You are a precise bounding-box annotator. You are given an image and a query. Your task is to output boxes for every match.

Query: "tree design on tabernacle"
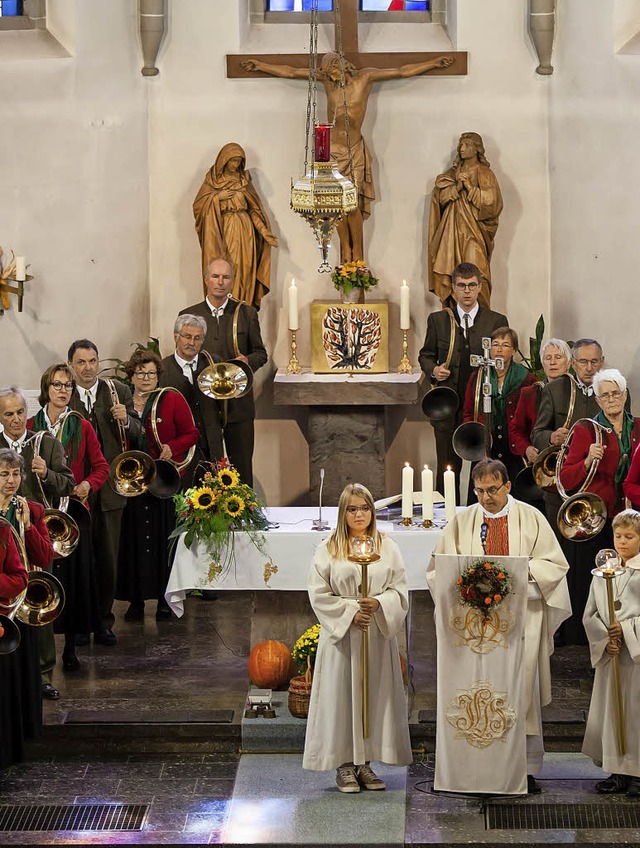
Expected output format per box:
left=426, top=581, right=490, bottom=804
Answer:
left=322, top=306, right=382, bottom=370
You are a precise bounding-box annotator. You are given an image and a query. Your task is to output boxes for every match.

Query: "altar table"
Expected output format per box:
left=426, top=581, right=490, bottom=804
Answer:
left=165, top=506, right=442, bottom=617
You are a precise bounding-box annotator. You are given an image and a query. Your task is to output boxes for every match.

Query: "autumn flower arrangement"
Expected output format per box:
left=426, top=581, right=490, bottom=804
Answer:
left=292, top=623, right=321, bottom=681
left=171, top=459, right=269, bottom=575
left=457, top=560, right=511, bottom=618
left=331, top=260, right=379, bottom=298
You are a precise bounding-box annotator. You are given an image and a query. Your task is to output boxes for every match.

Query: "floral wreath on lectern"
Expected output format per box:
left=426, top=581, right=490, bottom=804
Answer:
left=457, top=561, right=511, bottom=618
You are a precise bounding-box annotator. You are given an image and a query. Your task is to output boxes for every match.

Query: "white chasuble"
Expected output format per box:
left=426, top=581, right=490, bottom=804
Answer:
left=432, top=554, right=529, bottom=794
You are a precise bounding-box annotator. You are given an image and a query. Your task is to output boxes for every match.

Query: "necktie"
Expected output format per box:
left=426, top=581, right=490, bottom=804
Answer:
left=184, top=361, right=196, bottom=384
left=11, top=441, right=21, bottom=453
left=463, top=313, right=470, bottom=339
left=85, top=389, right=93, bottom=414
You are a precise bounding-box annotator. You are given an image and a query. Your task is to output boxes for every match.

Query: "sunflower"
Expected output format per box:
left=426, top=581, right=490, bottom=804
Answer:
left=217, top=467, right=240, bottom=489
left=222, top=495, right=245, bottom=518
left=191, top=487, right=217, bottom=509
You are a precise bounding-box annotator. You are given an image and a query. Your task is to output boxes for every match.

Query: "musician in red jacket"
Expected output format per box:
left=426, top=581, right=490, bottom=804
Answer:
left=29, top=363, right=110, bottom=672
left=116, top=350, right=199, bottom=622
left=462, top=327, right=537, bottom=486
left=559, top=369, right=640, bottom=640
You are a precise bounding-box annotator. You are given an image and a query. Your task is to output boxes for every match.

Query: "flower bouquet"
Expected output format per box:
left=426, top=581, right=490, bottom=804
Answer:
left=289, top=623, right=321, bottom=719
left=171, top=459, right=269, bottom=578
left=331, top=260, right=379, bottom=300
left=457, top=560, right=511, bottom=618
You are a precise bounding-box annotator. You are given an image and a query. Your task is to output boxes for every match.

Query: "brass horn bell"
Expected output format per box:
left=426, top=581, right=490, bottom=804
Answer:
left=197, top=361, right=253, bottom=401
left=452, top=421, right=491, bottom=462
left=0, top=588, right=27, bottom=655
left=43, top=508, right=80, bottom=559
left=16, top=571, right=65, bottom=627
left=512, top=464, right=543, bottom=503
left=556, top=491, right=608, bottom=542
left=109, top=450, right=157, bottom=498
left=421, top=386, right=459, bottom=422
left=532, top=444, right=560, bottom=492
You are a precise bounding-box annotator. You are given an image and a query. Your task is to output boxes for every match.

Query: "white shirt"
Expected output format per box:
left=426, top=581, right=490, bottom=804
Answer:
left=81, top=380, right=99, bottom=412
left=8, top=431, right=28, bottom=452
left=174, top=352, right=198, bottom=384
left=44, top=407, right=68, bottom=438
left=457, top=302, right=480, bottom=330
left=206, top=295, right=230, bottom=319
left=575, top=377, right=594, bottom=397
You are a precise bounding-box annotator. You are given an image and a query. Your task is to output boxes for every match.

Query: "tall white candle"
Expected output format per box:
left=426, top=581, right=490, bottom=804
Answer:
left=401, top=462, right=413, bottom=519
left=288, top=278, right=298, bottom=331
left=421, top=464, right=434, bottom=521
left=444, top=466, right=456, bottom=521
left=15, top=256, right=26, bottom=282
left=400, top=279, right=410, bottom=330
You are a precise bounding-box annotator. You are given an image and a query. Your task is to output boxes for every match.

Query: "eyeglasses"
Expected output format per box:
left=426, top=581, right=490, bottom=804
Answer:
left=454, top=282, right=479, bottom=291
left=51, top=381, right=73, bottom=391
left=178, top=333, right=204, bottom=344
left=473, top=483, right=506, bottom=498
left=574, top=358, right=602, bottom=367
left=133, top=371, right=158, bottom=380
left=490, top=342, right=513, bottom=349
left=346, top=506, right=372, bottom=515
left=597, top=390, right=623, bottom=402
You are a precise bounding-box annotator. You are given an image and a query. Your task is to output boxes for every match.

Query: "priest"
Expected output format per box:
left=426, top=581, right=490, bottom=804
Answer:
left=427, top=458, right=571, bottom=793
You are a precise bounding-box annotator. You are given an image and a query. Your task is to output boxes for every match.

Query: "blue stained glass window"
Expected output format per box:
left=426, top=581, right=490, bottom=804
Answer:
left=267, top=1, right=333, bottom=10
left=266, top=2, right=428, bottom=10
left=0, top=0, right=24, bottom=15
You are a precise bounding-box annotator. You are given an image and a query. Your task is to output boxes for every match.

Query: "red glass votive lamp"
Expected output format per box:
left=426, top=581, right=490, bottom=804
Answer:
left=314, top=124, right=332, bottom=162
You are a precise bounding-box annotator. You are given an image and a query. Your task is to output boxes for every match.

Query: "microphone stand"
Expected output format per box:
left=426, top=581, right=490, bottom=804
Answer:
left=312, top=468, right=330, bottom=531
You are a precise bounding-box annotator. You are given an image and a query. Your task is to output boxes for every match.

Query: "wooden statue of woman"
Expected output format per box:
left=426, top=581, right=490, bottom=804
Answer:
left=193, top=143, right=278, bottom=308
left=428, top=132, right=503, bottom=309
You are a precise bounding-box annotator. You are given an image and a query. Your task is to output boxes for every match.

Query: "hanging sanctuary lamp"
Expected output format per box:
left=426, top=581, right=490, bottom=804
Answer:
left=290, top=0, right=357, bottom=272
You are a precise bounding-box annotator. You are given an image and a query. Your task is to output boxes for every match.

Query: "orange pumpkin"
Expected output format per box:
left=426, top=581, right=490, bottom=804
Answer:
left=248, top=640, right=292, bottom=689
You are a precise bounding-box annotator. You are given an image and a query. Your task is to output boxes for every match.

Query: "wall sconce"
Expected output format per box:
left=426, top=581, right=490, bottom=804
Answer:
left=0, top=248, right=32, bottom=316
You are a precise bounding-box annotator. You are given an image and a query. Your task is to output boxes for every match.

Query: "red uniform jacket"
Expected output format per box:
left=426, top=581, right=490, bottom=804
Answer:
left=463, top=369, right=538, bottom=447
left=560, top=419, right=640, bottom=517
left=0, top=523, right=28, bottom=609
left=143, top=391, right=199, bottom=473
left=23, top=501, right=55, bottom=570
left=27, top=416, right=110, bottom=499
left=509, top=382, right=544, bottom=457
left=623, top=442, right=640, bottom=510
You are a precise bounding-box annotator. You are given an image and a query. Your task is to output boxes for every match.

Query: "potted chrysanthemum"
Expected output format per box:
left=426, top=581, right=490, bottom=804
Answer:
left=288, top=623, right=321, bottom=719
left=331, top=260, right=379, bottom=303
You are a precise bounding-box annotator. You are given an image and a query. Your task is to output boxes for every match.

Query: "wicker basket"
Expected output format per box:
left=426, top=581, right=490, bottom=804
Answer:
left=288, top=674, right=312, bottom=719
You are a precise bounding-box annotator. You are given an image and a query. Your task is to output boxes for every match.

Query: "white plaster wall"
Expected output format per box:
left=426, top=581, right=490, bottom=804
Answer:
left=549, top=0, right=640, bottom=406
left=0, top=0, right=149, bottom=384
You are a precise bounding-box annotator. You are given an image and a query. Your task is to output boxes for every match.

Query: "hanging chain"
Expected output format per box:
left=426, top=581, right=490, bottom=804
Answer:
left=334, top=0, right=355, bottom=186
left=304, top=0, right=320, bottom=174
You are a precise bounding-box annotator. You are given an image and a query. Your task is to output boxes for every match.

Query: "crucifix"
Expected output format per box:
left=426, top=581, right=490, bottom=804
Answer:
left=227, top=0, right=467, bottom=265
left=470, top=337, right=504, bottom=455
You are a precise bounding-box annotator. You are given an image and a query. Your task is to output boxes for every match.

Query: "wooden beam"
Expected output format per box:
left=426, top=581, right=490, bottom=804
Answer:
left=227, top=51, right=467, bottom=78
left=336, top=0, right=359, bottom=55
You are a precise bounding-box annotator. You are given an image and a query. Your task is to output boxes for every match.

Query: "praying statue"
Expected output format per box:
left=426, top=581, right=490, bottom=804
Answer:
left=241, top=53, right=454, bottom=265
left=428, top=132, right=503, bottom=309
left=193, top=142, right=278, bottom=309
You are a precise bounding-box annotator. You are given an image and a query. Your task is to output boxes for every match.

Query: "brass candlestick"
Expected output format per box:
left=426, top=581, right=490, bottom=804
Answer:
left=286, top=329, right=302, bottom=374
left=348, top=546, right=381, bottom=740
left=420, top=518, right=434, bottom=529
left=398, top=516, right=414, bottom=527
left=0, top=274, right=33, bottom=315
left=397, top=329, right=412, bottom=374
left=592, top=551, right=627, bottom=756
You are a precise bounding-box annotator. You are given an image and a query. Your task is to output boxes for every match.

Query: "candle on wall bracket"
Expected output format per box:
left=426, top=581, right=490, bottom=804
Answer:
left=0, top=250, right=32, bottom=316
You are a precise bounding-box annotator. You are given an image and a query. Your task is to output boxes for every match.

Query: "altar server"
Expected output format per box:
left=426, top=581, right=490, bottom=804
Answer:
left=428, top=458, right=571, bottom=793
left=582, top=509, right=640, bottom=798
left=303, top=483, right=412, bottom=793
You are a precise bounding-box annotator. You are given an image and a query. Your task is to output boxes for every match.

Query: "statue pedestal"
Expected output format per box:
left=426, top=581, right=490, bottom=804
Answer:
left=273, top=369, right=424, bottom=504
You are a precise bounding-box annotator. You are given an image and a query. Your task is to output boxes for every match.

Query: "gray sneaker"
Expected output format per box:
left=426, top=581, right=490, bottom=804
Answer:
left=336, top=765, right=360, bottom=793
left=356, top=763, right=385, bottom=790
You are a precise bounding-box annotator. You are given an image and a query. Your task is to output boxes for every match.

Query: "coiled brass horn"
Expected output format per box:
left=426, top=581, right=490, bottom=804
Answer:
left=531, top=374, right=578, bottom=493
left=109, top=450, right=157, bottom=498
left=0, top=588, right=27, bottom=654
left=197, top=358, right=253, bottom=401
left=28, top=431, right=80, bottom=558
left=146, top=388, right=197, bottom=499
left=555, top=417, right=610, bottom=541
left=0, top=514, right=65, bottom=626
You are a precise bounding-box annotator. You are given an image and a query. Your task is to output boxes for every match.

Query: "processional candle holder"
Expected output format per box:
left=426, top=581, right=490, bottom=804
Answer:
left=397, top=329, right=412, bottom=374
left=592, top=548, right=627, bottom=755
left=286, top=329, right=302, bottom=374
left=348, top=535, right=381, bottom=739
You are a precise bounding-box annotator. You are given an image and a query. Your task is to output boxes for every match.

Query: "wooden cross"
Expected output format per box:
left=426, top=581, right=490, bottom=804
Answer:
left=226, top=0, right=467, bottom=77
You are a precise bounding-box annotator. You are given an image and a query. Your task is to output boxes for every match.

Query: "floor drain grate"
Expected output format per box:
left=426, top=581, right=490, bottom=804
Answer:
left=486, top=802, right=640, bottom=830
left=0, top=804, right=148, bottom=832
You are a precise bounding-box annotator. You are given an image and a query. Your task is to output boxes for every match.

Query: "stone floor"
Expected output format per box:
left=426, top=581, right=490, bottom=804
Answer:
left=0, top=592, right=637, bottom=846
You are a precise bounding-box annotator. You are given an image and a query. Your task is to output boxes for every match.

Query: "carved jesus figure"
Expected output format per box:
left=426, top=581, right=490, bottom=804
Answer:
left=241, top=52, right=453, bottom=265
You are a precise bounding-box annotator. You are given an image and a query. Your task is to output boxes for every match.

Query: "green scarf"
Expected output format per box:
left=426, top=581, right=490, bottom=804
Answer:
left=594, top=409, right=634, bottom=484
left=0, top=499, right=18, bottom=530
left=489, top=361, right=530, bottom=430
left=32, top=408, right=82, bottom=463
left=131, top=389, right=161, bottom=452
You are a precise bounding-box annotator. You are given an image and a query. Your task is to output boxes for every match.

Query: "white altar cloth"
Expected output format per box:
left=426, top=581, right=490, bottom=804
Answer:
left=165, top=506, right=442, bottom=616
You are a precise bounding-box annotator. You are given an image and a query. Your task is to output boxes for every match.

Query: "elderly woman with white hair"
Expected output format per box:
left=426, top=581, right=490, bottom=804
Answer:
left=559, top=369, right=640, bottom=634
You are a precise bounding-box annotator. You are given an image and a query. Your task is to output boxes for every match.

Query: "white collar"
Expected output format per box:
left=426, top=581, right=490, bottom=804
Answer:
left=482, top=493, right=513, bottom=520
left=174, top=351, right=197, bottom=370
left=45, top=406, right=68, bottom=433
left=457, top=303, right=479, bottom=324
left=11, top=431, right=27, bottom=447
left=80, top=380, right=99, bottom=399
left=206, top=295, right=230, bottom=316
left=623, top=553, right=640, bottom=571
